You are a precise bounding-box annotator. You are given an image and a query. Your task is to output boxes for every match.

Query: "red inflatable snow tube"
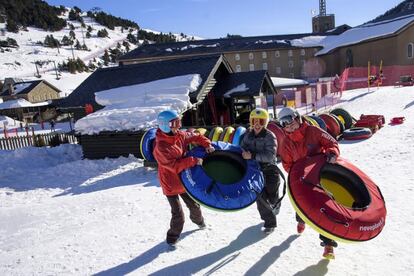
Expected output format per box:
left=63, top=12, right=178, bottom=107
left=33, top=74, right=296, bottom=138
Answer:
left=267, top=121, right=286, bottom=155
left=288, top=155, right=387, bottom=242
left=318, top=114, right=341, bottom=139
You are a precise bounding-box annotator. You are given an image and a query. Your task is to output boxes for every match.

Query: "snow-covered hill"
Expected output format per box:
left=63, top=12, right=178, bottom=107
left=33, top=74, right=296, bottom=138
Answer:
left=0, top=9, right=138, bottom=96
left=0, top=9, right=200, bottom=97
left=0, top=85, right=413, bottom=275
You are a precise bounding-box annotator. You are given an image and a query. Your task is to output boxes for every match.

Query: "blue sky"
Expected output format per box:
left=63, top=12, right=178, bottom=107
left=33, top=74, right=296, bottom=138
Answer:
left=46, top=0, right=404, bottom=38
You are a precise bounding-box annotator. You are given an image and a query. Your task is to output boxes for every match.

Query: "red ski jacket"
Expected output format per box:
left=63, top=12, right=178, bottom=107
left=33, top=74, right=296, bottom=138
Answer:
left=153, top=129, right=212, bottom=196
left=279, top=122, right=340, bottom=172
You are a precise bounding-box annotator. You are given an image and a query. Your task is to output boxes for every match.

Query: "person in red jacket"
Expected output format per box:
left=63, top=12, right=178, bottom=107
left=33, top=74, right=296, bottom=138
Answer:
left=153, top=110, right=215, bottom=248
left=277, top=107, right=340, bottom=260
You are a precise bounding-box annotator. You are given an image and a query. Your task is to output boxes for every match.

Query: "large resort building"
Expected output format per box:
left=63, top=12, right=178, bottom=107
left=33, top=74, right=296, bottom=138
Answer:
left=118, top=0, right=414, bottom=81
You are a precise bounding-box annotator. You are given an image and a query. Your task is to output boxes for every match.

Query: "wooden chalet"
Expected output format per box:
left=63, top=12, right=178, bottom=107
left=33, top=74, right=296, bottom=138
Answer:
left=56, top=54, right=277, bottom=159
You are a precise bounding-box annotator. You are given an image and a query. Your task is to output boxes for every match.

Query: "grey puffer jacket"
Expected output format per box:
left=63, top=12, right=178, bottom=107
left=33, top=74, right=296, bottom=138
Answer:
left=240, top=128, right=277, bottom=166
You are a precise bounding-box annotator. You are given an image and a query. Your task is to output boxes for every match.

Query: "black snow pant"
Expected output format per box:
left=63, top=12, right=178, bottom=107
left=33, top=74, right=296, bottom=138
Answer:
left=166, top=193, right=204, bottom=244
left=295, top=214, right=338, bottom=247
left=257, top=163, right=281, bottom=228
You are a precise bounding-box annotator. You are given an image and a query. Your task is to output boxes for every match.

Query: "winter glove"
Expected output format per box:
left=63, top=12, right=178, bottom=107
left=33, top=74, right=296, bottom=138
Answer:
left=205, top=145, right=215, bottom=153
left=326, top=153, right=337, bottom=164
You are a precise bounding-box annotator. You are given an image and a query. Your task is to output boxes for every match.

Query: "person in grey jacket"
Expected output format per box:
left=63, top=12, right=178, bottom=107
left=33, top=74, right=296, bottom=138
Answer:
left=240, top=108, right=281, bottom=234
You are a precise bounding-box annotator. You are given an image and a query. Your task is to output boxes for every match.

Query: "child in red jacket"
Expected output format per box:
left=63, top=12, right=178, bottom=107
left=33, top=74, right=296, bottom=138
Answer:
left=278, top=107, right=340, bottom=259
left=153, top=110, right=215, bottom=247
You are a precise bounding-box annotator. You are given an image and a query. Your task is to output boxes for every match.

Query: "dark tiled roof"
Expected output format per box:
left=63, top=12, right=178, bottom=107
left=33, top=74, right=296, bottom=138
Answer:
left=119, top=33, right=329, bottom=61
left=0, top=80, right=42, bottom=97
left=214, top=71, right=268, bottom=98
left=56, top=54, right=224, bottom=108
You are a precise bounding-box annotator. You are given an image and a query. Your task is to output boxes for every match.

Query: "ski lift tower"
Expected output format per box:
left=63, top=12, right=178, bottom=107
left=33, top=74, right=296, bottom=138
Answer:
left=312, top=0, right=335, bottom=33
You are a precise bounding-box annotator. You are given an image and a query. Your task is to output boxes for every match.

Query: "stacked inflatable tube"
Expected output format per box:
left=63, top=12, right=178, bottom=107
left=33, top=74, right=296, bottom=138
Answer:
left=180, top=141, right=264, bottom=211
left=318, top=114, right=341, bottom=139
left=342, top=127, right=372, bottom=140
left=232, top=126, right=246, bottom=146
left=267, top=122, right=286, bottom=155
left=330, top=113, right=345, bottom=135
left=288, top=155, right=386, bottom=242
left=140, top=128, right=157, bottom=161
left=309, top=115, right=327, bottom=131
left=331, top=108, right=353, bottom=129
left=303, top=115, right=319, bottom=128
left=209, top=127, right=224, bottom=142
left=219, top=126, right=235, bottom=142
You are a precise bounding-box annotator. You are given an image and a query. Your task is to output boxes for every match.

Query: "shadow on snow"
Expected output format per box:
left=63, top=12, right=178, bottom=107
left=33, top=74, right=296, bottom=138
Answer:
left=96, top=224, right=299, bottom=276
left=0, top=158, right=159, bottom=195
left=93, top=229, right=200, bottom=276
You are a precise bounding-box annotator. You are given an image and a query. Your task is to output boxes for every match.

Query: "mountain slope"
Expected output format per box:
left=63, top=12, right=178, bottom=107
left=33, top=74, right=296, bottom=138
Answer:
left=367, top=0, right=414, bottom=23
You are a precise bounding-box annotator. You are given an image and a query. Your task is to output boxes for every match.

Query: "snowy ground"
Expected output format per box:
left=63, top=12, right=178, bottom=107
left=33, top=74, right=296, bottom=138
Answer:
left=0, top=86, right=413, bottom=275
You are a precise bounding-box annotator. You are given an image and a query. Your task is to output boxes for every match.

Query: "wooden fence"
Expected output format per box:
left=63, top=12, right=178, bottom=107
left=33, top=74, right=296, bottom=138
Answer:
left=0, top=132, right=79, bottom=150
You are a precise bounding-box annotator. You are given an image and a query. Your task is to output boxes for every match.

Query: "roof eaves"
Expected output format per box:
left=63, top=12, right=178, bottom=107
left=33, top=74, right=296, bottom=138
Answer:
left=194, top=55, right=227, bottom=105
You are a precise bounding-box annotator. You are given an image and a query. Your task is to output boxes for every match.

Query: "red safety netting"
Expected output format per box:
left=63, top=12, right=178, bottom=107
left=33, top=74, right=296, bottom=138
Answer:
left=338, top=65, right=414, bottom=91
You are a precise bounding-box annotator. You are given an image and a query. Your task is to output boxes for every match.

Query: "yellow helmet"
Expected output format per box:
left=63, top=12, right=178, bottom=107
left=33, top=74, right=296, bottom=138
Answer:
left=249, top=108, right=269, bottom=127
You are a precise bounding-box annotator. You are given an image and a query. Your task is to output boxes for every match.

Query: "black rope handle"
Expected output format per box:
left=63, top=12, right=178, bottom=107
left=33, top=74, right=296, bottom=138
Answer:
left=273, top=165, right=287, bottom=206
left=250, top=165, right=287, bottom=213
left=205, top=180, right=229, bottom=200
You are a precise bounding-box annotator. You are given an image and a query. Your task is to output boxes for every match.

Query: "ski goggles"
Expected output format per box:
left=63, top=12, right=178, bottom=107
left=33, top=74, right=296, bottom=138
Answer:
left=169, top=118, right=182, bottom=129
left=251, top=118, right=267, bottom=126
left=279, top=115, right=296, bottom=128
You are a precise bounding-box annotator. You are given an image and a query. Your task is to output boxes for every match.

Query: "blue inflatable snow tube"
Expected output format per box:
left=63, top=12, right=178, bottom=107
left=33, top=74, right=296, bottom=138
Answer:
left=309, top=115, right=328, bottom=131
left=232, top=126, right=246, bottom=146
left=140, top=128, right=157, bottom=161
left=180, top=141, right=264, bottom=211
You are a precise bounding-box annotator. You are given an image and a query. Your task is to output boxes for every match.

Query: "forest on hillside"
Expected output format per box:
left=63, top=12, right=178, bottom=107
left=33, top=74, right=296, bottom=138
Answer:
left=0, top=0, right=66, bottom=32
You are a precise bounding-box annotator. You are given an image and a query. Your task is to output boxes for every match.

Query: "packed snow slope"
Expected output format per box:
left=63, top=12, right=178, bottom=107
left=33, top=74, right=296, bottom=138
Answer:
left=0, top=86, right=413, bottom=275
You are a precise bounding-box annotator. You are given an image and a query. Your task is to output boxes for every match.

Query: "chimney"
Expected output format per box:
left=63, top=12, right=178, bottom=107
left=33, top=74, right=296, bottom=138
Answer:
left=8, top=83, right=14, bottom=95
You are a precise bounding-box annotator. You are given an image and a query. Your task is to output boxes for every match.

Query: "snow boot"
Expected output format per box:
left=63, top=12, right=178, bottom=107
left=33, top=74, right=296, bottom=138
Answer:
left=263, top=227, right=275, bottom=235
left=167, top=240, right=178, bottom=251
left=297, top=222, right=305, bottom=234
left=197, top=221, right=206, bottom=230
left=323, top=245, right=335, bottom=260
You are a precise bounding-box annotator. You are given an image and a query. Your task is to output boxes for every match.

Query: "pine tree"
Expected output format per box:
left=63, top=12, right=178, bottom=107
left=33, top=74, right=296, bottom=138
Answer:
left=102, top=50, right=110, bottom=66
left=6, top=18, right=19, bottom=33
left=74, top=40, right=81, bottom=50
left=69, top=30, right=76, bottom=40
left=97, top=28, right=108, bottom=38
left=122, top=41, right=130, bottom=52
left=61, top=35, right=72, bottom=46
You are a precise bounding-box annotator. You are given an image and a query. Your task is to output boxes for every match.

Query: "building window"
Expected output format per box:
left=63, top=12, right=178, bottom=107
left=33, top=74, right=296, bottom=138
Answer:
left=288, top=60, right=294, bottom=68
left=236, top=64, right=242, bottom=72
left=235, top=53, right=240, bottom=61
left=301, top=60, right=306, bottom=67
left=262, top=63, right=268, bottom=70
left=290, top=73, right=295, bottom=78
left=249, top=64, right=255, bottom=71
left=275, top=51, right=280, bottom=58
left=249, top=52, right=254, bottom=60
left=276, top=67, right=281, bottom=74
left=262, top=52, right=267, bottom=59
left=346, top=49, right=353, bottom=68
left=300, top=49, right=306, bottom=56
left=408, top=43, right=414, bottom=59
left=288, top=50, right=293, bottom=57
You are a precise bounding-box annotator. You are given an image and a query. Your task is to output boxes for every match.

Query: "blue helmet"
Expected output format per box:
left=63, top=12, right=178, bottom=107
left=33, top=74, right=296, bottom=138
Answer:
left=157, top=110, right=180, bottom=133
